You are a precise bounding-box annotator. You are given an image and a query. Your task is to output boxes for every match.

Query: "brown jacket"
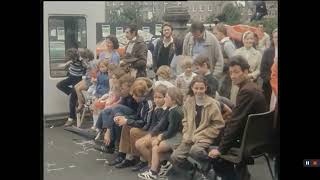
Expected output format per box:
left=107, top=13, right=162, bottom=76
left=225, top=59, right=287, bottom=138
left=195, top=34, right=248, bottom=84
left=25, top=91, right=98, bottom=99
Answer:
left=125, top=35, right=148, bottom=77
left=182, top=95, right=225, bottom=144
left=218, top=79, right=268, bottom=154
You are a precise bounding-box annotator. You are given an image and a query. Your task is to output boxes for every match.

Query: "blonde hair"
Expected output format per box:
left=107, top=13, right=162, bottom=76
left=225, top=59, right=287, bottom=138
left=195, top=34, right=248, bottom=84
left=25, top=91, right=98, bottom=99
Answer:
left=156, top=65, right=171, bottom=80
left=98, top=60, right=109, bottom=69
left=180, top=56, right=193, bottom=69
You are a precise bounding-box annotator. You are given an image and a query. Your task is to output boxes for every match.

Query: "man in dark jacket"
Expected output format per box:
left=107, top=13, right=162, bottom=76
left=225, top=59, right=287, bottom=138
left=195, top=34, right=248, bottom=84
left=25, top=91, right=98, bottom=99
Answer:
left=260, top=28, right=277, bottom=106
left=250, top=1, right=268, bottom=22
left=208, top=55, right=267, bottom=179
left=260, top=47, right=275, bottom=105
left=153, top=22, right=179, bottom=73
left=124, top=24, right=148, bottom=77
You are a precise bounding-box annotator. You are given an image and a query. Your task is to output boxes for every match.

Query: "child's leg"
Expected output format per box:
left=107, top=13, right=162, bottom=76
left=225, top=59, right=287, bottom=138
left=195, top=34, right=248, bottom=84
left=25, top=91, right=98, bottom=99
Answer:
left=56, top=77, right=74, bottom=95
left=129, top=128, right=148, bottom=156
left=135, top=134, right=153, bottom=164
left=91, top=100, right=99, bottom=128
left=150, top=141, right=172, bottom=172
left=75, top=80, right=88, bottom=108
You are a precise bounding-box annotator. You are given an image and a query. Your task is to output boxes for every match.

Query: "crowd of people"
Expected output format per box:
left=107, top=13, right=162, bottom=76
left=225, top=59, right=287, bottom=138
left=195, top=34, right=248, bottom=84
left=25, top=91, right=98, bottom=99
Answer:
left=56, top=21, right=279, bottom=180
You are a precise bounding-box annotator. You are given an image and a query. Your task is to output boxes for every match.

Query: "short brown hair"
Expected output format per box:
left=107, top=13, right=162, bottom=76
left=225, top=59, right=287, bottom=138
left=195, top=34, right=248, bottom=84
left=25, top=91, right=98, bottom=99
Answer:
left=119, top=73, right=135, bottom=87
left=112, top=67, right=127, bottom=79
left=167, top=87, right=184, bottom=106
left=153, top=84, right=168, bottom=97
left=79, top=48, right=94, bottom=61
left=156, top=65, right=171, bottom=80
left=191, top=21, right=205, bottom=33
left=162, top=22, right=173, bottom=32
left=130, top=79, right=149, bottom=97
left=136, top=77, right=153, bottom=89
left=215, top=23, right=227, bottom=36
left=65, top=48, right=79, bottom=61
left=193, top=55, right=211, bottom=69
left=187, top=75, right=209, bottom=96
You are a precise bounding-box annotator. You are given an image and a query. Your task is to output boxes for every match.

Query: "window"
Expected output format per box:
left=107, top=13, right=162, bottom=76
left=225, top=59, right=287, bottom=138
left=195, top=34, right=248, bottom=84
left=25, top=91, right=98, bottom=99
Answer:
left=113, top=2, right=117, bottom=6
left=208, top=5, right=212, bottom=11
left=199, top=5, right=204, bottom=12
left=106, top=2, right=110, bottom=6
left=120, top=2, right=124, bottom=6
left=48, top=16, right=87, bottom=78
left=200, top=15, right=205, bottom=22
left=144, top=2, right=149, bottom=6
left=193, top=6, right=197, bottom=12
left=177, top=2, right=182, bottom=6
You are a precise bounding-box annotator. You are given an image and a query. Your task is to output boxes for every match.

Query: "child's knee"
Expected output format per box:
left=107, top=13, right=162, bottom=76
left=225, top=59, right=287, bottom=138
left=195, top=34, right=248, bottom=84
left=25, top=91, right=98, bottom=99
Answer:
left=135, top=139, right=144, bottom=150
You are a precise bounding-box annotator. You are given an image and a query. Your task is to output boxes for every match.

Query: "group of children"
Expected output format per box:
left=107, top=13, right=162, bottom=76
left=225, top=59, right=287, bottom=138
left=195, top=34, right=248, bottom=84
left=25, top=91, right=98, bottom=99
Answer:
left=56, top=45, right=236, bottom=180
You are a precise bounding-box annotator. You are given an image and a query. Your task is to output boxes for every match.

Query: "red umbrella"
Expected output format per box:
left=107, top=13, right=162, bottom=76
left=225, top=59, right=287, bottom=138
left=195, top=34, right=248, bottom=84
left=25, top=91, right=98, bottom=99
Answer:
left=225, top=24, right=264, bottom=42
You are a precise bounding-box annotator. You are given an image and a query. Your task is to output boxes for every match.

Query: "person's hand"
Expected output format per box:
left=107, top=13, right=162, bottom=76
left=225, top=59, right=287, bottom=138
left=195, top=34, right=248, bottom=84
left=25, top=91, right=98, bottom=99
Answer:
left=152, top=138, right=160, bottom=147
left=104, top=129, right=111, bottom=145
left=222, top=104, right=232, bottom=120
left=157, top=134, right=163, bottom=141
left=114, top=116, right=127, bottom=126
left=58, top=63, right=66, bottom=68
left=208, top=149, right=221, bottom=158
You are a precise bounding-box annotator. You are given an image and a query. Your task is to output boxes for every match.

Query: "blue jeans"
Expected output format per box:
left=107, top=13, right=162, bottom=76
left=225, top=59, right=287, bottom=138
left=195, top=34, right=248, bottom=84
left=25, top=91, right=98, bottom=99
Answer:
left=95, top=104, right=136, bottom=146
left=56, top=75, right=82, bottom=95
left=68, top=88, right=77, bottom=120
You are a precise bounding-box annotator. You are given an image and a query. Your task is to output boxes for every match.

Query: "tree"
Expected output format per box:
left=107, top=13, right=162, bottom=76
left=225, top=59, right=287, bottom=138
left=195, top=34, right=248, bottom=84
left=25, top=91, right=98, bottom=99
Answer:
left=109, top=2, right=144, bottom=27
left=216, top=3, right=242, bottom=25
left=206, top=13, right=217, bottom=23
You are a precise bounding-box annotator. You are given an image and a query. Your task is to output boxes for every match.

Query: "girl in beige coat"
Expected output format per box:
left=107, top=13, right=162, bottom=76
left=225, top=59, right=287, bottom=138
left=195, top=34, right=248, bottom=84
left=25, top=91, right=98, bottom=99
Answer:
left=170, top=75, right=225, bottom=179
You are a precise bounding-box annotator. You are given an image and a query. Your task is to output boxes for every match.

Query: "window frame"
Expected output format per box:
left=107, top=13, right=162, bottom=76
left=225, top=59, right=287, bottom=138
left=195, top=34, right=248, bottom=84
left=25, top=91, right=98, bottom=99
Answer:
left=48, top=15, right=87, bottom=78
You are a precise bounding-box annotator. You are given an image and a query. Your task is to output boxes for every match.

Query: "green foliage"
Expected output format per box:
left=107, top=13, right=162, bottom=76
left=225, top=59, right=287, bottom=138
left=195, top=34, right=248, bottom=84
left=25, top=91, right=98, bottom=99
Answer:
left=217, top=3, right=241, bottom=25
left=247, top=17, right=278, bottom=35
left=109, top=3, right=143, bottom=27
left=206, top=13, right=217, bottom=23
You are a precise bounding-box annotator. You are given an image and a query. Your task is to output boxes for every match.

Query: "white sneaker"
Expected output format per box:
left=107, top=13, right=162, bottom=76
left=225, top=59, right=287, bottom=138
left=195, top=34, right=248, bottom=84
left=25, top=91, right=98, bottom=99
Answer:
left=138, top=170, right=157, bottom=180
left=158, top=161, right=173, bottom=178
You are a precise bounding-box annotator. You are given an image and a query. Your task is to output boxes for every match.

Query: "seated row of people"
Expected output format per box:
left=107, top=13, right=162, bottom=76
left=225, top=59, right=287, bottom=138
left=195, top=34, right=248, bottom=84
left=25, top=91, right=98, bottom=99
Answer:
left=58, top=45, right=269, bottom=179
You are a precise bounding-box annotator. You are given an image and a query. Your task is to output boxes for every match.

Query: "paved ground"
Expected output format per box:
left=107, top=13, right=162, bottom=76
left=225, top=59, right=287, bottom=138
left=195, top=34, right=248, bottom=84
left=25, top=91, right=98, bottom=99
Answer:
left=44, top=125, right=275, bottom=180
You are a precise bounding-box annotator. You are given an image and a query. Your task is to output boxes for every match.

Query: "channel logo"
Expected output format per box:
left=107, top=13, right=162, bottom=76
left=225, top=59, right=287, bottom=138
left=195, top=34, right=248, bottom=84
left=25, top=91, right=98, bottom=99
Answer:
left=304, top=159, right=320, bottom=167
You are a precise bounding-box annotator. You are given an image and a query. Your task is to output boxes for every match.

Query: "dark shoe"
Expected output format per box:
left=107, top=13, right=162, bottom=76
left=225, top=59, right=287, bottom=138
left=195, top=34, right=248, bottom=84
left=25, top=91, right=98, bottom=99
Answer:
left=109, top=156, right=125, bottom=166
left=131, top=161, right=148, bottom=172
left=194, top=171, right=209, bottom=180
left=139, top=165, right=150, bottom=173
left=93, top=143, right=114, bottom=154
left=115, top=159, right=137, bottom=169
